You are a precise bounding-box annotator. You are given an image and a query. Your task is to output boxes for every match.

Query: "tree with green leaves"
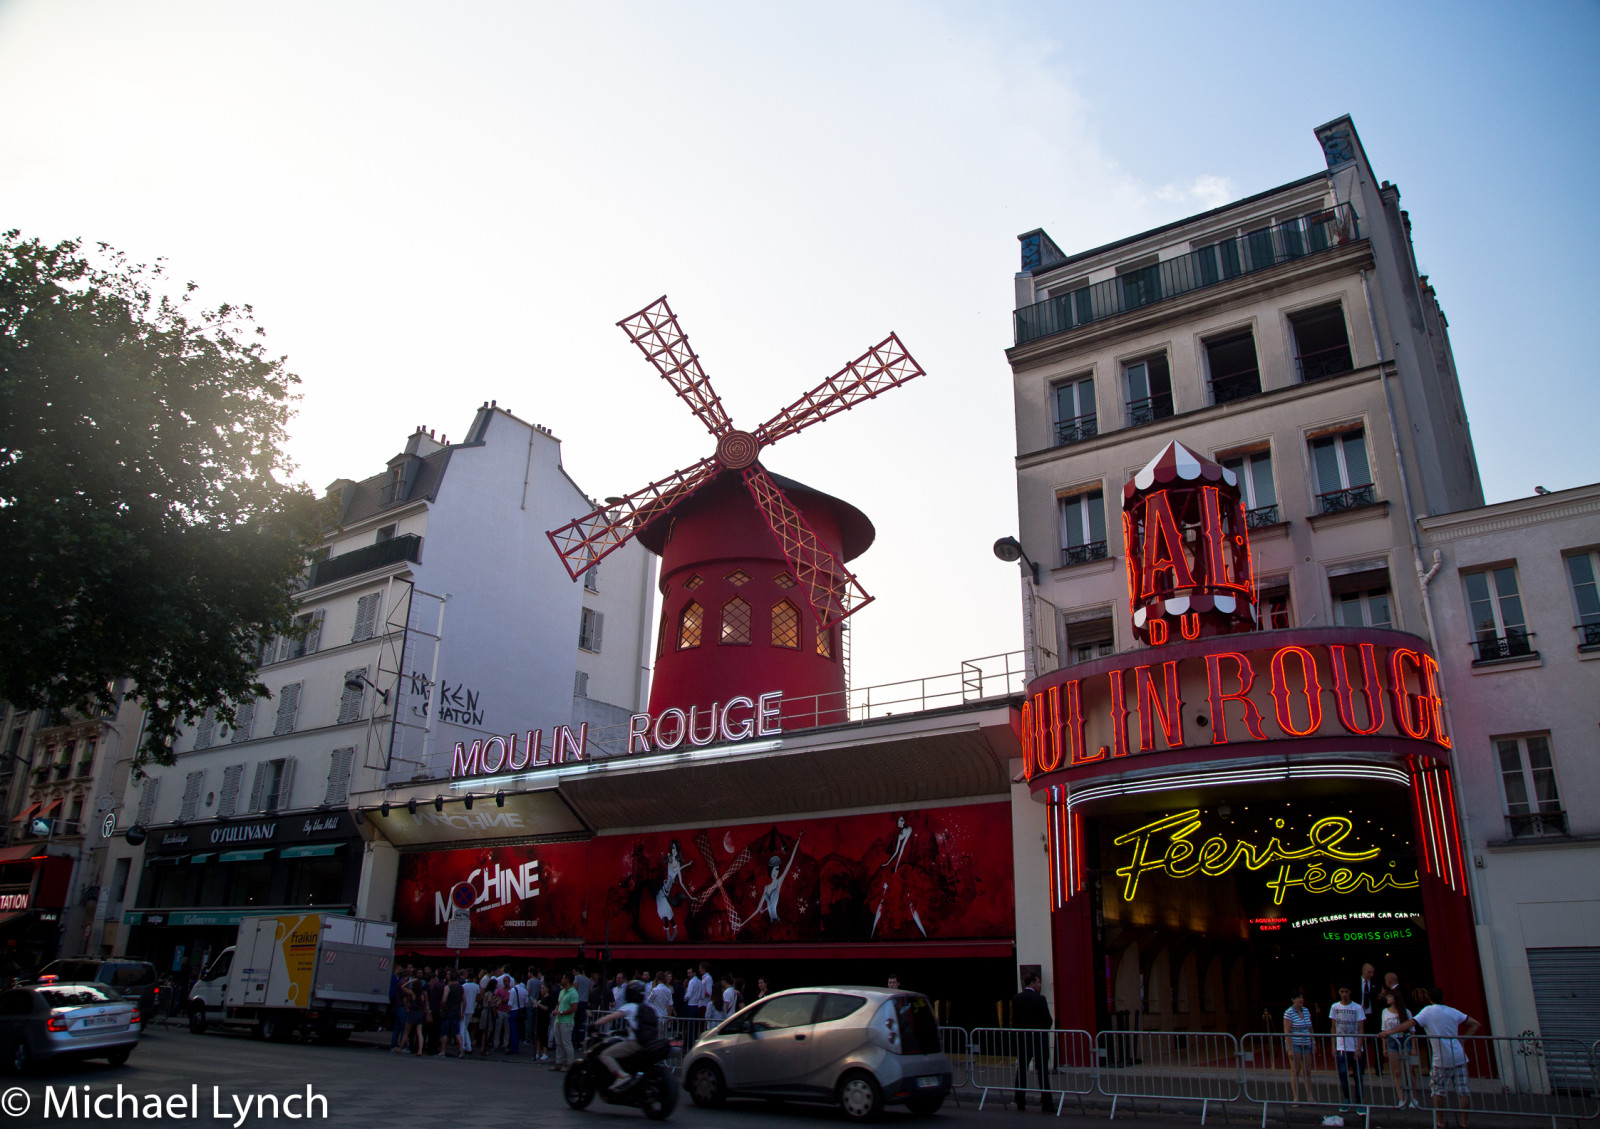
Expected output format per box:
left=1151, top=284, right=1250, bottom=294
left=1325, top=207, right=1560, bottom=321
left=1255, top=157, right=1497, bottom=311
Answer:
left=0, top=230, right=328, bottom=770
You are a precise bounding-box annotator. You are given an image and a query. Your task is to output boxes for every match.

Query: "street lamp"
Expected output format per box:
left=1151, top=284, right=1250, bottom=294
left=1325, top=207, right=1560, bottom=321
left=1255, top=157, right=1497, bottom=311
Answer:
left=992, top=536, right=1041, bottom=584
left=343, top=672, right=389, bottom=705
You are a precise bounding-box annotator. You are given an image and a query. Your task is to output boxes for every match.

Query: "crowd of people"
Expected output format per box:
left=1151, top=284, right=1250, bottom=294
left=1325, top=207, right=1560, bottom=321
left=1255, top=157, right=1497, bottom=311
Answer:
left=1281, top=963, right=1482, bottom=1123
left=384, top=960, right=769, bottom=1072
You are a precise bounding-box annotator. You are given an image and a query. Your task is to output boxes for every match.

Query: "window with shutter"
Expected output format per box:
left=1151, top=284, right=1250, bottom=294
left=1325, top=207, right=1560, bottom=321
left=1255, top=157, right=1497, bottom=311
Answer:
left=135, top=778, right=160, bottom=825
left=217, top=764, right=245, bottom=818
left=304, top=609, right=323, bottom=655
left=230, top=700, right=256, bottom=743
left=352, top=593, right=381, bottom=642
left=272, top=757, right=295, bottom=812
left=579, top=608, right=604, bottom=652
left=584, top=565, right=599, bottom=592
left=179, top=770, right=205, bottom=821
left=273, top=683, right=302, bottom=736
left=248, top=762, right=270, bottom=813
left=193, top=709, right=217, bottom=751
left=324, top=748, right=356, bottom=807
left=337, top=668, right=367, bottom=725
left=574, top=671, right=589, bottom=698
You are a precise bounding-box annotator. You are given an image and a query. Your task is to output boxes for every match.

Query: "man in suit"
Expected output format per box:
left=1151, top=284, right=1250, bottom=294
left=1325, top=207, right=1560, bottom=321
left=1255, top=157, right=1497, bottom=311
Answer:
left=1013, top=972, right=1054, bottom=1112
left=1357, top=963, right=1383, bottom=1035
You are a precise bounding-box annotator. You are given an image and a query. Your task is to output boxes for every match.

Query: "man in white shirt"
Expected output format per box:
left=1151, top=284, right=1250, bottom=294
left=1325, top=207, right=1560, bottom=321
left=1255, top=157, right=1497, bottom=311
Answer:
left=646, top=974, right=673, bottom=1020
left=1389, top=987, right=1481, bottom=1128
left=684, top=963, right=711, bottom=1019
left=1328, top=985, right=1366, bottom=1110
left=611, top=973, right=627, bottom=1008
left=459, top=973, right=479, bottom=1055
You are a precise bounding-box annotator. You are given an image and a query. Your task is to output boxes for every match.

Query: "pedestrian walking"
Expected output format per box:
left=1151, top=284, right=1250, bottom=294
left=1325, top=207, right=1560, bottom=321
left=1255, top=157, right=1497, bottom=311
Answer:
left=1386, top=987, right=1481, bottom=1129
left=388, top=963, right=408, bottom=1051
left=1012, top=972, right=1052, bottom=1112
left=1282, top=990, right=1314, bottom=1106
left=553, top=972, right=578, bottom=1071
left=572, top=965, right=591, bottom=1046
left=1330, top=984, right=1366, bottom=1110
left=507, top=973, right=526, bottom=1055
left=424, top=968, right=445, bottom=1056
left=459, top=969, right=478, bottom=1055
left=440, top=970, right=464, bottom=1058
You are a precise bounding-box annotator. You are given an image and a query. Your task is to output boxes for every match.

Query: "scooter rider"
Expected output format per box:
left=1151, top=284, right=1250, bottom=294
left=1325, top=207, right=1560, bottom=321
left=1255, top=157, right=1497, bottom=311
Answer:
left=594, top=980, right=653, bottom=1092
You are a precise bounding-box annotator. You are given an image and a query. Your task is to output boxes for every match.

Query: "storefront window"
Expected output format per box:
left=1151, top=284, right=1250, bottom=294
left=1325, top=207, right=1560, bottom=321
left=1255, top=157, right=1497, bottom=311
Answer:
left=288, top=858, right=345, bottom=906
left=224, top=861, right=274, bottom=907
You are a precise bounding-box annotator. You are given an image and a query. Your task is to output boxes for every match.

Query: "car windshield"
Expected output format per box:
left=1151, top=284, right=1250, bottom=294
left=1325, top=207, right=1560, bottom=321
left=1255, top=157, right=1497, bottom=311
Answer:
left=39, top=984, right=120, bottom=1008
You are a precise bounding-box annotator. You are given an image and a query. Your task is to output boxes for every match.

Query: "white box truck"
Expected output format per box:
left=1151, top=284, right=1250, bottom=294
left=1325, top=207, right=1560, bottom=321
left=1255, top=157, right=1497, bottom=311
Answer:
left=186, top=913, right=395, bottom=1043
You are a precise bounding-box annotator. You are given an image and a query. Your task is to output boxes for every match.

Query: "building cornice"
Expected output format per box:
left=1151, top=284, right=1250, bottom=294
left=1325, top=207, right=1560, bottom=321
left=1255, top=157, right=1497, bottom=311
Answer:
left=1418, top=486, right=1600, bottom=543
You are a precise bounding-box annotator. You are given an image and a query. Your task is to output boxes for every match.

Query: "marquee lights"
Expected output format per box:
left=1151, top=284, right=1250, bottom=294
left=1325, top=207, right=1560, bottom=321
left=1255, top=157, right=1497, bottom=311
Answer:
left=1111, top=808, right=1420, bottom=905
left=1020, top=640, right=1450, bottom=782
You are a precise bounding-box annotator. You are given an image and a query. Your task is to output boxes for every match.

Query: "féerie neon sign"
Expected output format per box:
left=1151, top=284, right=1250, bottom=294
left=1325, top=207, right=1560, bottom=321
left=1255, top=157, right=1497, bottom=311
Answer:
left=1112, top=809, right=1420, bottom=904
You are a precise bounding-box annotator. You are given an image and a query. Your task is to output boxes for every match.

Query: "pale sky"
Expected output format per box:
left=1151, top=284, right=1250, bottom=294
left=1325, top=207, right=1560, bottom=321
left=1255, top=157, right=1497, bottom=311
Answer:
left=3, top=1, right=1595, bottom=696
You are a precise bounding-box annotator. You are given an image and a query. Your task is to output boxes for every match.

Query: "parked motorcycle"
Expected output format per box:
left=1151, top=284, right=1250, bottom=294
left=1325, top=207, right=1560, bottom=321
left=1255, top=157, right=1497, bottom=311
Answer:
left=563, top=1032, right=678, bottom=1120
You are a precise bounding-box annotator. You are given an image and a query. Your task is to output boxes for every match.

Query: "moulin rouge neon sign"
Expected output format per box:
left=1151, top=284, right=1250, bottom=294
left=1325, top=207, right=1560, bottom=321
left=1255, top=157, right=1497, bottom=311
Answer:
left=449, top=691, right=783, bottom=781
left=1112, top=809, right=1421, bottom=904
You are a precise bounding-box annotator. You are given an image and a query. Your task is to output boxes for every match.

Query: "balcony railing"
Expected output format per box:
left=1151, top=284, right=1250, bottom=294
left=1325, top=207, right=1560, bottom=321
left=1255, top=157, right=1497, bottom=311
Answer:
left=1062, top=541, right=1109, bottom=567
left=1244, top=504, right=1280, bottom=529
left=1211, top=370, right=1262, bottom=405
left=1317, top=484, right=1377, bottom=514
left=1296, top=343, right=1355, bottom=382
left=1014, top=203, right=1361, bottom=345
left=1506, top=811, right=1567, bottom=839
left=1472, top=629, right=1535, bottom=664
left=1055, top=415, right=1098, bottom=447
left=1127, top=393, right=1174, bottom=427
left=1576, top=622, right=1600, bottom=649
left=307, top=533, right=422, bottom=590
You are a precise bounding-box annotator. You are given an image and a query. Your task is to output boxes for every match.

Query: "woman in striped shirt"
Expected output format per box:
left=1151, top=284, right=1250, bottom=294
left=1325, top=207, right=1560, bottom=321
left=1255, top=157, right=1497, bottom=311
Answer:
left=1282, top=990, right=1315, bottom=1106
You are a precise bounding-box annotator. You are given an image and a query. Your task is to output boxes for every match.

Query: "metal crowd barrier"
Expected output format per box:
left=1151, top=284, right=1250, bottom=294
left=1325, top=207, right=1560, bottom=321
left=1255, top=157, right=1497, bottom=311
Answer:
left=1096, top=1030, right=1242, bottom=1123
left=940, top=1024, right=971, bottom=1093
left=968, top=1027, right=1096, bottom=1115
left=665, top=1015, right=716, bottom=1068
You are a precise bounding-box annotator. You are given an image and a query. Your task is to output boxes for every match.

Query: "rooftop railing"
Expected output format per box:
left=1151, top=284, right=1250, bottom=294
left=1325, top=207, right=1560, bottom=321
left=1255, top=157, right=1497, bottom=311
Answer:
left=1014, top=203, right=1361, bottom=346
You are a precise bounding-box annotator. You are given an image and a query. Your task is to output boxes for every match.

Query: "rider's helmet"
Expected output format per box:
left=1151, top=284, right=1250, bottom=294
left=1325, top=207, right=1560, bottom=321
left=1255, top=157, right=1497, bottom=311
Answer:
left=624, top=979, right=646, bottom=1004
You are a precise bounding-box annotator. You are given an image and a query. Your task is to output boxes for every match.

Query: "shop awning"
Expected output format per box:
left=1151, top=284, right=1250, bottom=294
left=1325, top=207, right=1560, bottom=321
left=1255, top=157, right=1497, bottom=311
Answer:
left=0, top=844, right=43, bottom=862
left=217, top=849, right=272, bottom=862
left=11, top=803, right=38, bottom=823
left=145, top=856, right=180, bottom=867
left=279, top=844, right=343, bottom=859
left=188, top=853, right=213, bottom=865
left=38, top=796, right=62, bottom=816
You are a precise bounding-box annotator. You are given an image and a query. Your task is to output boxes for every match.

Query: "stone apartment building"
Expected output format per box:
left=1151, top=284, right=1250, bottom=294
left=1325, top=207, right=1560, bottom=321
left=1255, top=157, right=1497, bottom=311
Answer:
left=1003, top=116, right=1492, bottom=1032
left=106, top=402, right=655, bottom=975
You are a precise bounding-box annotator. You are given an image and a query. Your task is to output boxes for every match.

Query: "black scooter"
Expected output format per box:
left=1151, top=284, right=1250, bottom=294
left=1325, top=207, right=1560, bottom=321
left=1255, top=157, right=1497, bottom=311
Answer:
left=563, top=1032, right=679, bottom=1120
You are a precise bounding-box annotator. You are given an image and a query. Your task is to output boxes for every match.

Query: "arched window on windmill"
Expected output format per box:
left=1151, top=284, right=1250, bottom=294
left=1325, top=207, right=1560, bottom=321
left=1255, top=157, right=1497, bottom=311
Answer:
left=721, top=596, right=752, bottom=645
left=817, top=623, right=835, bottom=660
left=771, top=600, right=801, bottom=649
left=678, top=602, right=703, bottom=649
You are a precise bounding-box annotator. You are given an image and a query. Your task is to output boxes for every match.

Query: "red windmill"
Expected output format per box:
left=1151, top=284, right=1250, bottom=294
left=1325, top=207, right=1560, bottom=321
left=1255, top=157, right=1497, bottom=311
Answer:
left=546, top=297, right=924, bottom=722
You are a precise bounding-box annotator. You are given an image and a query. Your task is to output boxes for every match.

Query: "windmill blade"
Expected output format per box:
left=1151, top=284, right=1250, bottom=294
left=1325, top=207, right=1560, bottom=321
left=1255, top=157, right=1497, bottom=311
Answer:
left=740, top=465, right=872, bottom=630
left=753, top=332, right=924, bottom=448
left=618, top=296, right=734, bottom=438
left=546, top=456, right=720, bottom=580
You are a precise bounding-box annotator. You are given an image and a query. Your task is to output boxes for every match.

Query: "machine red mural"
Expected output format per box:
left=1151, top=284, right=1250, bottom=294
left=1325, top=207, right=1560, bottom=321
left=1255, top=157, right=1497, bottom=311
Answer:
left=594, top=802, right=1014, bottom=946
left=394, top=841, right=589, bottom=941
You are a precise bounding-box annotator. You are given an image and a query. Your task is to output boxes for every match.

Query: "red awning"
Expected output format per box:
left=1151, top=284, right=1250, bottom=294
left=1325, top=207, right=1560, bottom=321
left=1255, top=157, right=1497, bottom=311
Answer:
left=0, top=844, right=45, bottom=862
left=11, top=802, right=38, bottom=823
left=38, top=796, right=62, bottom=817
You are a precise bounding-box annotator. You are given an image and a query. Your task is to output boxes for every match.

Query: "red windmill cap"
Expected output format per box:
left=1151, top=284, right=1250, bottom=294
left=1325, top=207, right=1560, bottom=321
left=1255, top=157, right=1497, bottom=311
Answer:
left=635, top=467, right=875, bottom=562
left=1122, top=440, right=1238, bottom=501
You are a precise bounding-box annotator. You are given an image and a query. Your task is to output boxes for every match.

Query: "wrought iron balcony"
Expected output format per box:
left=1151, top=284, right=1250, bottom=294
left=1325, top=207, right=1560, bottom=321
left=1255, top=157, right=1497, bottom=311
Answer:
left=1296, top=343, right=1355, bottom=382
left=1576, top=622, right=1600, bottom=649
left=1211, top=371, right=1261, bottom=405
left=1472, top=630, right=1535, bottom=664
left=1055, top=415, right=1098, bottom=447
left=1244, top=505, right=1280, bottom=529
left=1062, top=541, right=1109, bottom=567
left=1127, top=393, right=1174, bottom=427
left=1316, top=484, right=1377, bottom=514
left=1014, top=203, right=1361, bottom=345
left=306, top=533, right=422, bottom=590
left=1506, top=811, right=1567, bottom=839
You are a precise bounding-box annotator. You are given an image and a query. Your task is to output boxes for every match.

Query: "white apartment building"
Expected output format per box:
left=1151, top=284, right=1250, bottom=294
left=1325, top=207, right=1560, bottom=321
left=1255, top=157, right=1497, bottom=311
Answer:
left=110, top=402, right=655, bottom=973
left=1419, top=483, right=1600, bottom=1046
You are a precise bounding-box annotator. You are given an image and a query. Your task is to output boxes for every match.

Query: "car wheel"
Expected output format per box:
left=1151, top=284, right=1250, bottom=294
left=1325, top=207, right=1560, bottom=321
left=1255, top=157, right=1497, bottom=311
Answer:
left=837, top=1070, right=884, bottom=1122
left=105, top=1047, right=132, bottom=1067
left=686, top=1060, right=726, bottom=1108
left=906, top=1093, right=945, bottom=1116
left=8, top=1041, right=30, bottom=1076
left=562, top=1065, right=595, bottom=1109
left=188, top=1007, right=207, bottom=1035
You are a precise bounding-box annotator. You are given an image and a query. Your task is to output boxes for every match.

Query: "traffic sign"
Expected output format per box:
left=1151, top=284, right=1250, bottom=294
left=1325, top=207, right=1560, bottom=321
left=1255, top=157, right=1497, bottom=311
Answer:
left=446, top=909, right=471, bottom=951
left=449, top=882, right=475, bottom=911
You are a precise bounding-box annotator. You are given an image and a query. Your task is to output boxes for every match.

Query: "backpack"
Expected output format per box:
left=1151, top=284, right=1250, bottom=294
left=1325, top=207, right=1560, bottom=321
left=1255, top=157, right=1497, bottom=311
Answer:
left=635, top=1002, right=659, bottom=1044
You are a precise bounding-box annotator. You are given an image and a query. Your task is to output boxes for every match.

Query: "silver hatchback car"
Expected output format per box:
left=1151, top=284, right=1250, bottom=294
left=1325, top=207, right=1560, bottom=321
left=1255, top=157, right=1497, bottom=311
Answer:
left=682, top=986, right=951, bottom=1120
left=0, top=982, right=142, bottom=1073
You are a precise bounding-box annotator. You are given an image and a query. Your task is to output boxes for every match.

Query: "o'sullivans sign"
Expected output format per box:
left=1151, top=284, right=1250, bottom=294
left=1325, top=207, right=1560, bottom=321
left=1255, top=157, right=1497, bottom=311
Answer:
left=449, top=691, right=783, bottom=781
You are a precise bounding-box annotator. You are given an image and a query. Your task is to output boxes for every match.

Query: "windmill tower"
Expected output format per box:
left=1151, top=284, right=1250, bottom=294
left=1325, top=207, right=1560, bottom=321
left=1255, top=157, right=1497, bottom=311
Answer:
left=547, top=297, right=923, bottom=725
